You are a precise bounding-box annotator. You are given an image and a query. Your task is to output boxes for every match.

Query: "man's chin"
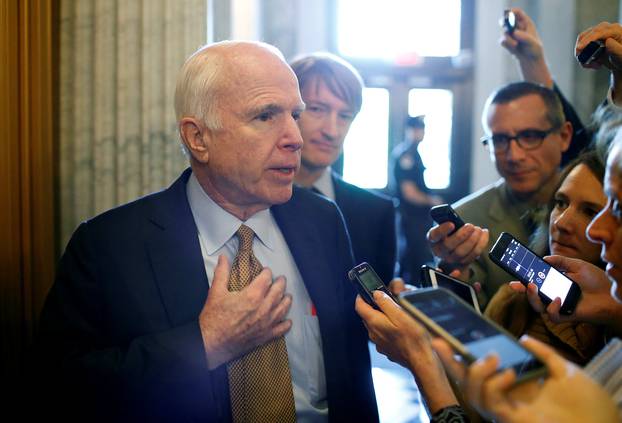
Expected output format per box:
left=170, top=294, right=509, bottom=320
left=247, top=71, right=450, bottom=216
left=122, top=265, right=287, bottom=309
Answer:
left=269, top=186, right=294, bottom=205
left=301, top=153, right=337, bottom=171
left=505, top=180, right=538, bottom=198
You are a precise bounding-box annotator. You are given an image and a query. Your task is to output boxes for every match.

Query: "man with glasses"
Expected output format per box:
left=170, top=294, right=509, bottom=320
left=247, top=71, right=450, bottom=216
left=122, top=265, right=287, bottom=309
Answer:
left=427, top=82, right=572, bottom=306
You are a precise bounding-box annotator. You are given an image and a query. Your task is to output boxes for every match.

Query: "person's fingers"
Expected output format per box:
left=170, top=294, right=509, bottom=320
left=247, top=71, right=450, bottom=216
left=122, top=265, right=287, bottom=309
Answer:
left=520, top=336, right=572, bottom=378
left=355, top=294, right=376, bottom=321
left=545, top=297, right=565, bottom=323
left=389, top=278, right=407, bottom=295
left=543, top=254, right=575, bottom=272
left=525, top=282, right=545, bottom=313
left=500, top=35, right=518, bottom=52
left=269, top=293, right=292, bottom=323
left=246, top=267, right=275, bottom=299
left=431, top=338, right=467, bottom=382
left=208, top=255, right=231, bottom=295
left=438, top=225, right=482, bottom=263
left=606, top=37, right=622, bottom=67
left=480, top=368, right=517, bottom=416
left=427, top=222, right=456, bottom=243
left=266, top=319, right=292, bottom=341
left=464, top=354, right=500, bottom=410
left=473, top=282, right=482, bottom=294
left=373, top=290, right=406, bottom=324
left=508, top=281, right=526, bottom=293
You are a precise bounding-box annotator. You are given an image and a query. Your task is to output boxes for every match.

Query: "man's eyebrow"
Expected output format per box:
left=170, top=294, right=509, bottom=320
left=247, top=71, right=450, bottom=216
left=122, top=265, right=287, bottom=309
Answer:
left=246, top=103, right=283, bottom=118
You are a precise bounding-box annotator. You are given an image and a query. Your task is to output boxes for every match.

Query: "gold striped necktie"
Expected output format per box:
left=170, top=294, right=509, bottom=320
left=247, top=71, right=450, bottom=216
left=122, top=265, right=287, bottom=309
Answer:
left=227, top=224, right=296, bottom=422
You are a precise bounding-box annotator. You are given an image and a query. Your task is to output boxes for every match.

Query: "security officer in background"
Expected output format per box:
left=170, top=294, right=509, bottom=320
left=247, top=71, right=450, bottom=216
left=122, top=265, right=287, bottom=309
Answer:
left=391, top=115, right=443, bottom=283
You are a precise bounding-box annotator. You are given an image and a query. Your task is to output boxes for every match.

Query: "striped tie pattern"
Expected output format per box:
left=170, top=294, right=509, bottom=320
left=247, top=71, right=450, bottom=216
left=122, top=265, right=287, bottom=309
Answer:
left=227, top=224, right=296, bottom=422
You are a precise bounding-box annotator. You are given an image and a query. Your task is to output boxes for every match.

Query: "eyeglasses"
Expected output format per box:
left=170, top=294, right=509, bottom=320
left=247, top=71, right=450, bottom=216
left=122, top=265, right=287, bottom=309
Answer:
left=480, top=127, right=560, bottom=153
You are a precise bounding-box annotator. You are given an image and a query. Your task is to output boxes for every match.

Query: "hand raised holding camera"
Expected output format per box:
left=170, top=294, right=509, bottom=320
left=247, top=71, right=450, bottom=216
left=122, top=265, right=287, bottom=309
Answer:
left=500, top=8, right=553, bottom=88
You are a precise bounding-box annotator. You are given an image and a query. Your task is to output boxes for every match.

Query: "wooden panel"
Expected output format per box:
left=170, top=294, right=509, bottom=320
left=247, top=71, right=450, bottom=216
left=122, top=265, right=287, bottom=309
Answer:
left=0, top=0, right=57, bottom=379
left=0, top=0, right=24, bottom=379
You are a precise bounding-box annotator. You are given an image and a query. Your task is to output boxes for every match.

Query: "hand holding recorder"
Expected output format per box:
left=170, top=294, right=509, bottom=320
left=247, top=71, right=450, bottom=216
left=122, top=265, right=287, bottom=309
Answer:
left=499, top=8, right=553, bottom=88
left=575, top=22, right=622, bottom=106
left=354, top=290, right=460, bottom=415
left=427, top=204, right=489, bottom=274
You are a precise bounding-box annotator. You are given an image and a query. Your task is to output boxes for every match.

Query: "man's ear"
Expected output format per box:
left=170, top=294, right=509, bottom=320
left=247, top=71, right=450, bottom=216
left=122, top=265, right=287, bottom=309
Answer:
left=179, top=117, right=211, bottom=163
left=558, top=121, right=573, bottom=153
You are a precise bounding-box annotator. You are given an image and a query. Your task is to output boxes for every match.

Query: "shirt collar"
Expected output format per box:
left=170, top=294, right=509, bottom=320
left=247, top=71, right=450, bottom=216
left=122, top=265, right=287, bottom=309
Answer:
left=313, top=167, right=336, bottom=200
left=186, top=172, right=276, bottom=254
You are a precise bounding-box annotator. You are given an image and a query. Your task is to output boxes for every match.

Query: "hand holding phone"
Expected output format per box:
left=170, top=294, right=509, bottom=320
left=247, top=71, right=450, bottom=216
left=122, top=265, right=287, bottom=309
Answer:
left=489, top=232, right=582, bottom=315
left=399, top=287, right=546, bottom=384
left=430, top=204, right=465, bottom=235
left=348, top=262, right=398, bottom=308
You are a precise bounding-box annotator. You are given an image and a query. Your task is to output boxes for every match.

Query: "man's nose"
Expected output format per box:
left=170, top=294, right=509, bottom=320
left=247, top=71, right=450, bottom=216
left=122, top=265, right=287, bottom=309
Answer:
left=505, top=138, right=526, bottom=161
left=321, top=113, right=339, bottom=140
left=283, top=116, right=303, bottom=151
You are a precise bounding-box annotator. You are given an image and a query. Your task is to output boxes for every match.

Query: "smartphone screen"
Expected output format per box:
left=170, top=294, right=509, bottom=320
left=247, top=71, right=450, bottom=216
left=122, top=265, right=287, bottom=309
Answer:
left=348, top=262, right=398, bottom=306
left=357, top=267, right=385, bottom=292
left=501, top=237, right=572, bottom=300
left=401, top=288, right=545, bottom=378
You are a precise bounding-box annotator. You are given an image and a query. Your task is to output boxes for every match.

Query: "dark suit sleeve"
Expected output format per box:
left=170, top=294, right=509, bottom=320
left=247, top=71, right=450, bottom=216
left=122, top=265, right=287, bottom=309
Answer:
left=35, top=223, right=228, bottom=421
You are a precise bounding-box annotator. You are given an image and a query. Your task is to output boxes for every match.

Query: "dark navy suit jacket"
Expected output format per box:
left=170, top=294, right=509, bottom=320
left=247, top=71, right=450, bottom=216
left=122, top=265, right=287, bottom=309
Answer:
left=36, top=169, right=378, bottom=422
left=332, top=172, right=397, bottom=284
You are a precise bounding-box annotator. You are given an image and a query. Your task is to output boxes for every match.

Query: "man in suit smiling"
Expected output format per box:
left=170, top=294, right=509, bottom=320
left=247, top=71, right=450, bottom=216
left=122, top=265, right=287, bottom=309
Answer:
left=291, top=53, right=397, bottom=285
left=36, top=41, right=378, bottom=422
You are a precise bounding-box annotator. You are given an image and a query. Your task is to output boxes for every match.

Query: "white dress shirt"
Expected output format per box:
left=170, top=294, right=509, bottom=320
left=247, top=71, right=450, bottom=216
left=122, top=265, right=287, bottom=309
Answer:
left=186, top=173, right=328, bottom=422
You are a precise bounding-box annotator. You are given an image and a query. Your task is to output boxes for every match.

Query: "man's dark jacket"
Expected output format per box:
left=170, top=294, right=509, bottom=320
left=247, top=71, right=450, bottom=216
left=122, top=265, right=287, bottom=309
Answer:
left=35, top=169, right=379, bottom=422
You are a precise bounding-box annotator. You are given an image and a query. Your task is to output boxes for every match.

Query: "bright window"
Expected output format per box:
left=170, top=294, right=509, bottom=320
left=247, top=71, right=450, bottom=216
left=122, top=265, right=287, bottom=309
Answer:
left=337, top=0, right=462, bottom=60
left=342, top=88, right=390, bottom=189
left=408, top=88, right=453, bottom=189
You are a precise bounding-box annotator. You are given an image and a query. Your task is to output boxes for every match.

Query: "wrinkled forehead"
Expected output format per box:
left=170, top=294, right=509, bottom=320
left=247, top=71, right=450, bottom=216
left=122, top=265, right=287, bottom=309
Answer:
left=221, top=49, right=299, bottom=94
left=485, top=94, right=549, bottom=130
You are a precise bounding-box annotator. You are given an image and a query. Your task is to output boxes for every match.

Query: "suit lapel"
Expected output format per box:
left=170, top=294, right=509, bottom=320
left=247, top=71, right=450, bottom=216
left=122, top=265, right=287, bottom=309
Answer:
left=271, top=191, right=341, bottom=318
left=145, top=169, right=209, bottom=327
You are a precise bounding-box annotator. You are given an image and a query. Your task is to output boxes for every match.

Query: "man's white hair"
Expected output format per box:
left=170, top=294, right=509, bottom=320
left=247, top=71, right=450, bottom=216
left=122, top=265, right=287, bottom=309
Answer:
left=174, top=40, right=286, bottom=131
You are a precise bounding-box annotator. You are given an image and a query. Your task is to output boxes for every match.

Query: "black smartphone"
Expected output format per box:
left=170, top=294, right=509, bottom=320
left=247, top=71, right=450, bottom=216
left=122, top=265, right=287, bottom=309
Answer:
left=489, top=232, right=581, bottom=315
left=420, top=265, right=481, bottom=313
left=348, top=262, right=398, bottom=307
left=502, top=10, right=516, bottom=34
left=400, top=287, right=547, bottom=383
left=577, top=40, right=605, bottom=65
left=430, top=204, right=465, bottom=235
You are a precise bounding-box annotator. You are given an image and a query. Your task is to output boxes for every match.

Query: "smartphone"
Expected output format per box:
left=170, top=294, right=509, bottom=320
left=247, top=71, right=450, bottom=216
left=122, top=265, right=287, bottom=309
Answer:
left=502, top=10, right=516, bottom=34
left=430, top=204, right=465, bottom=235
left=399, top=287, right=547, bottom=383
left=577, top=40, right=605, bottom=65
left=348, top=262, right=398, bottom=307
left=489, top=232, right=581, bottom=315
left=420, top=265, right=481, bottom=313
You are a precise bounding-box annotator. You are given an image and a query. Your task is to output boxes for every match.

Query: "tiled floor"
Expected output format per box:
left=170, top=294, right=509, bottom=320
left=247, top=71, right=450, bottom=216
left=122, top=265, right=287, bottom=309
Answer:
left=369, top=342, right=430, bottom=423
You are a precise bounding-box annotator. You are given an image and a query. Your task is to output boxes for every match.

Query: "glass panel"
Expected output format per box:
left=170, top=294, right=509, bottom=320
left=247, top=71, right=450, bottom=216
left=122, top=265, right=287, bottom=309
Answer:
left=337, top=0, right=462, bottom=60
left=342, top=88, right=390, bottom=189
left=408, top=88, right=453, bottom=189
